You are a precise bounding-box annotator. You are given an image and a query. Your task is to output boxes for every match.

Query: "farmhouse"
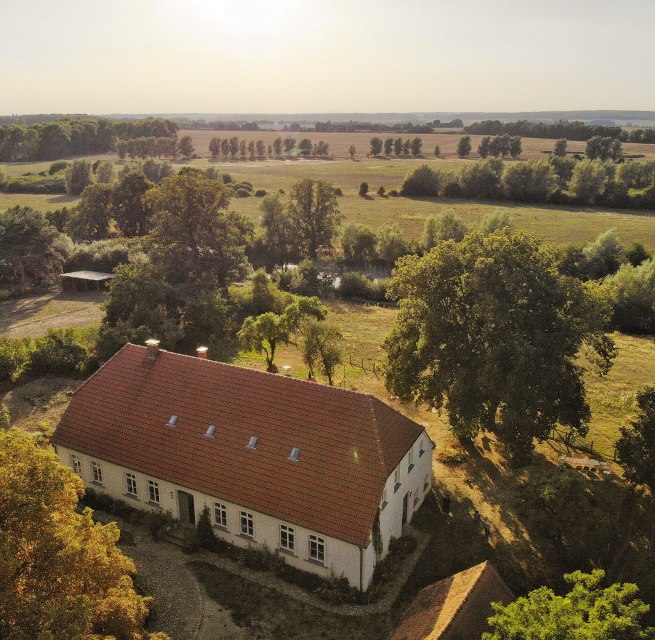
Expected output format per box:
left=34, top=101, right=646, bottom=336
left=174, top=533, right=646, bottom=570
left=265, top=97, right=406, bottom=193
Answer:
left=51, top=340, right=433, bottom=590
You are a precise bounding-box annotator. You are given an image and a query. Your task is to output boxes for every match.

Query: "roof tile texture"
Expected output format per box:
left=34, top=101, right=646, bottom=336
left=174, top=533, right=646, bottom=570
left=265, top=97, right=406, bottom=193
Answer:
left=52, top=344, right=425, bottom=547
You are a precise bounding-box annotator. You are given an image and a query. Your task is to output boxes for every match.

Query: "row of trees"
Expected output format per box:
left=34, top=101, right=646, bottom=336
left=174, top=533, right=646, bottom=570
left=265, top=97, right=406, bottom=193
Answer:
left=369, top=136, right=424, bottom=157
left=209, top=136, right=330, bottom=160
left=470, top=134, right=522, bottom=159
left=464, top=119, right=624, bottom=141
left=0, top=117, right=178, bottom=161
left=115, top=135, right=190, bottom=160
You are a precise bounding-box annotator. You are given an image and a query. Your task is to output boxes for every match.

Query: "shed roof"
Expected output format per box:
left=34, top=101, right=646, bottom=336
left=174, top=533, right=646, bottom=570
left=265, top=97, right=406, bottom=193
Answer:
left=61, top=270, right=114, bottom=281
left=52, top=343, right=426, bottom=546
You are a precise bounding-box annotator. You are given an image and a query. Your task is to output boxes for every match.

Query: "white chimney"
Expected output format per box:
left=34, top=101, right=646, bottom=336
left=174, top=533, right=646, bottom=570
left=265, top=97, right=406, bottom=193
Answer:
left=196, top=346, right=208, bottom=360
left=145, top=339, right=160, bottom=361
left=282, top=365, right=292, bottom=376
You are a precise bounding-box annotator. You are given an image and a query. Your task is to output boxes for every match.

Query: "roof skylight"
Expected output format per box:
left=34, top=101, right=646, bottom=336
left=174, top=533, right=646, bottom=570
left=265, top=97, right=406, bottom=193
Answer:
left=166, top=415, right=178, bottom=428
left=289, top=447, right=300, bottom=462
left=205, top=424, right=216, bottom=438
left=247, top=435, right=258, bottom=450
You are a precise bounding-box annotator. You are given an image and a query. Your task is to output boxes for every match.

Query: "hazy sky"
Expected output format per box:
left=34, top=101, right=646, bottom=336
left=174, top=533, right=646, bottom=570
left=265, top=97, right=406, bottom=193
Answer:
left=2, top=0, right=654, bottom=115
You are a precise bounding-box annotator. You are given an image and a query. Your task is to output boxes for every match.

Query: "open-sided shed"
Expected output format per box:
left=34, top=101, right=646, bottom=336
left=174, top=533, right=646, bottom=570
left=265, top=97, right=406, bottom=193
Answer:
left=61, top=270, right=114, bottom=292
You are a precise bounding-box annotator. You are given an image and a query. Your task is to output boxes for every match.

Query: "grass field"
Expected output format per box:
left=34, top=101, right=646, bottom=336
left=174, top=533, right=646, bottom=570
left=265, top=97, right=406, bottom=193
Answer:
left=0, top=192, right=79, bottom=211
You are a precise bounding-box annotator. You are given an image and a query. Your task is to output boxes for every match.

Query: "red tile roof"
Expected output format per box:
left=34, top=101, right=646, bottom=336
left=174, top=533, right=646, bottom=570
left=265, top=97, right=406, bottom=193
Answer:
left=389, top=562, right=514, bottom=640
left=52, top=344, right=425, bottom=547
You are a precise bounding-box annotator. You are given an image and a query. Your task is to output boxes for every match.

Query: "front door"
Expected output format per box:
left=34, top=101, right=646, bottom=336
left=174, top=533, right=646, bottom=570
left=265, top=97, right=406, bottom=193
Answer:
left=402, top=492, right=409, bottom=525
left=178, top=490, right=196, bottom=525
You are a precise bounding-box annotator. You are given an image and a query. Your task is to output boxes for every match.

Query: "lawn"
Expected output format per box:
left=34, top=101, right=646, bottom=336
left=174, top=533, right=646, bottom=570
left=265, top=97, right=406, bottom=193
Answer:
left=0, top=192, right=79, bottom=211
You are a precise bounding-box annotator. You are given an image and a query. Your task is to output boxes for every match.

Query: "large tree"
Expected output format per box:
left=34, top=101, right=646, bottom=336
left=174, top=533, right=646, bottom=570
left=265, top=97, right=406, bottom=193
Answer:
left=484, top=570, right=654, bottom=640
left=383, top=229, right=615, bottom=463
left=0, top=429, right=169, bottom=640
left=112, top=171, right=153, bottom=237
left=67, top=182, right=114, bottom=241
left=456, top=135, right=472, bottom=158
left=301, top=318, right=343, bottom=385
left=259, top=193, right=300, bottom=269
left=287, top=178, right=342, bottom=260
left=616, top=387, right=655, bottom=494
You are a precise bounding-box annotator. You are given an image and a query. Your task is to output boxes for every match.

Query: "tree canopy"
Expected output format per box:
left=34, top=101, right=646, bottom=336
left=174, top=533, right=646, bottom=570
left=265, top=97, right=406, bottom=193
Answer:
left=383, top=229, right=615, bottom=463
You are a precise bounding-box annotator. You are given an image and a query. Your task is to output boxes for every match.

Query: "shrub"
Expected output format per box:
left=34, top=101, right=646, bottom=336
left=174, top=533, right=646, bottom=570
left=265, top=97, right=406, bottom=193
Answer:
left=377, top=185, right=386, bottom=196
left=437, top=446, right=468, bottom=464
left=28, top=328, right=89, bottom=376
left=358, top=181, right=369, bottom=196
left=400, top=164, right=440, bottom=197
left=603, top=259, right=655, bottom=334
left=388, top=189, right=399, bottom=197
left=0, top=174, right=66, bottom=194
left=458, top=158, right=503, bottom=199
left=64, top=240, right=130, bottom=273
left=337, top=272, right=388, bottom=302
left=195, top=506, right=217, bottom=551
left=48, top=160, right=69, bottom=175
left=221, top=173, right=232, bottom=184
left=0, top=337, right=30, bottom=381
left=235, top=188, right=250, bottom=198
left=334, top=186, right=343, bottom=196
left=65, top=160, right=94, bottom=195
left=254, top=189, right=267, bottom=197
left=501, top=160, right=557, bottom=202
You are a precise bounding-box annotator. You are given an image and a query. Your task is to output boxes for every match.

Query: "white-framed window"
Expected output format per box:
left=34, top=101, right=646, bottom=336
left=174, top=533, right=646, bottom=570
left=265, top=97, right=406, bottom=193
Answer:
left=70, top=454, right=81, bottom=476
left=381, top=487, right=388, bottom=509
left=279, top=524, right=295, bottom=552
left=408, top=447, right=414, bottom=472
left=91, top=461, right=103, bottom=484
left=214, top=502, right=227, bottom=528
left=309, top=535, right=325, bottom=564
left=148, top=480, right=160, bottom=504
left=240, top=511, right=254, bottom=537
left=394, top=467, right=401, bottom=492
left=125, top=472, right=138, bottom=497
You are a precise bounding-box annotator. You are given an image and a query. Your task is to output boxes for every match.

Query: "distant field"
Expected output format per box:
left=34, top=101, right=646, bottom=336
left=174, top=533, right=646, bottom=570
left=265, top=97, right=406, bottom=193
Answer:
left=0, top=192, right=79, bottom=211
left=179, top=128, right=655, bottom=161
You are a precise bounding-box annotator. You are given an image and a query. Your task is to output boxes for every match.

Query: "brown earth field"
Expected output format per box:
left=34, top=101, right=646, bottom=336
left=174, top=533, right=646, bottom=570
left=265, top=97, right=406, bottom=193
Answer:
left=179, top=128, right=655, bottom=161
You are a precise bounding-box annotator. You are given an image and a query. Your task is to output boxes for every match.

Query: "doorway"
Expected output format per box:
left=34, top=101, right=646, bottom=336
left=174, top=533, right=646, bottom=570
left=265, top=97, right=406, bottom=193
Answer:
left=178, top=490, right=196, bottom=525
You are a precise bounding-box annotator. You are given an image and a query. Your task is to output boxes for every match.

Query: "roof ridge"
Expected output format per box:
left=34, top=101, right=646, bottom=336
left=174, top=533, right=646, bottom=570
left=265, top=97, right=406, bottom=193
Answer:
left=439, top=561, right=490, bottom=638
left=367, top=396, right=390, bottom=484
left=125, top=343, right=381, bottom=400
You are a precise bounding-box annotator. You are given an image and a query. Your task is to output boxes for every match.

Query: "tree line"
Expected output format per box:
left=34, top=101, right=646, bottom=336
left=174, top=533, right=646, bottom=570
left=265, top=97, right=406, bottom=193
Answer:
left=0, top=117, right=178, bottom=161
left=209, top=136, right=330, bottom=159
left=464, top=119, right=625, bottom=141
left=369, top=136, right=425, bottom=157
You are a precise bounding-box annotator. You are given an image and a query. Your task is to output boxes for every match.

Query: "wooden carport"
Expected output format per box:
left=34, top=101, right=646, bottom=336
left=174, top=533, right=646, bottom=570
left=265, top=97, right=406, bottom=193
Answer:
left=60, top=270, right=114, bottom=292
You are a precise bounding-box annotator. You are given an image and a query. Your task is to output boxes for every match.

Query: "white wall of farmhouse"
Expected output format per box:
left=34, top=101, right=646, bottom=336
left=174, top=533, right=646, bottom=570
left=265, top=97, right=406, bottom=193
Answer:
left=56, top=431, right=433, bottom=591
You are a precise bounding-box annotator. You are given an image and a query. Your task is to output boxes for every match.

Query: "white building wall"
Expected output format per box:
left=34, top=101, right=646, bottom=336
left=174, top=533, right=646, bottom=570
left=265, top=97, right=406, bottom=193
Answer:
left=56, top=445, right=368, bottom=589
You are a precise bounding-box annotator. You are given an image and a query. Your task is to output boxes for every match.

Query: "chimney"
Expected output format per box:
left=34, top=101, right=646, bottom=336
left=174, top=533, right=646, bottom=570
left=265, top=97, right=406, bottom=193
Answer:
left=145, top=339, right=160, bottom=361
left=282, top=365, right=292, bottom=376
left=196, top=346, right=208, bottom=360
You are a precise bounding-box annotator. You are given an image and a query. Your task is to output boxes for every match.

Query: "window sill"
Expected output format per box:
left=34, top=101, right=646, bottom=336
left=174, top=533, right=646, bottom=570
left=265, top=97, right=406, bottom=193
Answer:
left=91, top=481, right=104, bottom=487
left=123, top=493, right=139, bottom=501
left=394, top=482, right=401, bottom=493
left=147, top=501, right=162, bottom=509
left=380, top=500, right=388, bottom=511
left=278, top=547, right=296, bottom=557
left=239, top=533, right=254, bottom=541
left=408, top=464, right=415, bottom=473
left=213, top=524, right=228, bottom=532
left=306, top=557, right=325, bottom=568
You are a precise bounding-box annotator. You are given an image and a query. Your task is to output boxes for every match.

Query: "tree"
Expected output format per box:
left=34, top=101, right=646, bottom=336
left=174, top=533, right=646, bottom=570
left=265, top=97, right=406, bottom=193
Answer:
left=112, top=171, right=153, bottom=237
left=433, top=144, right=441, bottom=158
left=301, top=319, right=343, bottom=385
left=478, top=210, right=514, bottom=235
left=383, top=230, right=615, bottom=463
left=478, top=136, right=491, bottom=158
left=402, top=139, right=411, bottom=156
left=0, top=206, right=71, bottom=288
left=256, top=139, right=265, bottom=157
left=144, top=172, right=251, bottom=290
left=377, top=223, right=409, bottom=267
left=283, top=137, right=296, bottom=155
left=239, top=139, right=246, bottom=157
left=483, top=570, right=655, bottom=640
left=221, top=138, right=230, bottom=158
left=410, top=137, right=423, bottom=157
left=259, top=194, right=300, bottom=269
left=348, top=145, right=356, bottom=160
left=582, top=229, right=625, bottom=279
left=229, top=136, right=239, bottom=157
left=458, top=158, right=504, bottom=199
left=287, top=179, right=342, bottom=260
left=611, top=138, right=624, bottom=162
left=95, top=160, right=114, bottom=183
left=626, top=242, right=652, bottom=267
left=65, top=159, right=94, bottom=195
left=616, top=387, right=655, bottom=493
left=298, top=138, right=312, bottom=156
left=341, top=223, right=377, bottom=264
left=273, top=137, right=283, bottom=156
left=501, top=159, right=558, bottom=202
left=422, top=212, right=467, bottom=250
left=68, top=183, right=114, bottom=241
left=509, top=135, right=522, bottom=158
left=358, top=181, right=369, bottom=197
left=553, top=138, right=568, bottom=157
left=370, top=137, right=383, bottom=157
left=178, top=135, right=195, bottom=159
left=384, top=138, right=394, bottom=156
left=394, top=137, right=403, bottom=157
left=0, top=429, right=170, bottom=640
left=209, top=136, right=221, bottom=159
left=456, top=136, right=472, bottom=158
left=400, top=164, right=440, bottom=197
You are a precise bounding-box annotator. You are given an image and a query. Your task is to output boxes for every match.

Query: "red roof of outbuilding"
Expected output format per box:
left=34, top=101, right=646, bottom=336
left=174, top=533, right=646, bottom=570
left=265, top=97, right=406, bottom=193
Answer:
left=52, top=344, right=425, bottom=547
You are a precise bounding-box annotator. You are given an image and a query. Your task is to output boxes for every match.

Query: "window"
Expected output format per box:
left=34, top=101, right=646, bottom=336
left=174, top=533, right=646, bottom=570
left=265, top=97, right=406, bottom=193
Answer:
left=419, top=438, right=426, bottom=457
left=408, top=447, right=414, bottom=472
left=424, top=474, right=430, bottom=492
left=126, top=472, right=138, bottom=497
left=240, top=511, right=254, bottom=537
left=309, top=535, right=325, bottom=564
left=394, top=467, right=401, bottom=493
left=70, top=454, right=81, bottom=476
left=279, top=525, right=295, bottom=552
left=381, top=487, right=388, bottom=510
left=214, top=502, right=227, bottom=528
left=148, top=480, right=160, bottom=504
left=91, top=461, right=103, bottom=484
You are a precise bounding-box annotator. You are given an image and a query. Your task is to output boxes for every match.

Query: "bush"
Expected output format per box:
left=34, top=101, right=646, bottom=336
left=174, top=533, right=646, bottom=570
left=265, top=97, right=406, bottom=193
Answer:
left=358, top=182, right=369, bottom=197
left=221, top=173, right=232, bottom=184
left=603, top=259, right=655, bottom=334
left=195, top=506, right=217, bottom=551
left=28, top=328, right=90, bottom=376
left=254, top=189, right=267, bottom=197
left=48, top=160, right=69, bottom=175
left=337, top=272, right=388, bottom=302
left=334, top=186, right=343, bottom=196
left=235, top=188, right=250, bottom=198
left=64, top=240, right=130, bottom=273
left=501, top=160, right=557, bottom=202
left=65, top=160, right=94, bottom=196
left=458, top=158, right=503, bottom=199
left=388, top=189, right=399, bottom=197
left=0, top=337, right=30, bottom=381
left=400, top=164, right=440, bottom=197
left=442, top=181, right=462, bottom=198
left=0, top=174, right=66, bottom=194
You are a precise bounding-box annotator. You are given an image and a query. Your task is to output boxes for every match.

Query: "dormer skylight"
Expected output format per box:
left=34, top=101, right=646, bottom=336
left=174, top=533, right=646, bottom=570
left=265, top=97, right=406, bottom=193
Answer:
left=289, top=447, right=300, bottom=462
left=247, top=435, right=258, bottom=450
left=166, top=415, right=178, bottom=428
left=205, top=424, right=216, bottom=438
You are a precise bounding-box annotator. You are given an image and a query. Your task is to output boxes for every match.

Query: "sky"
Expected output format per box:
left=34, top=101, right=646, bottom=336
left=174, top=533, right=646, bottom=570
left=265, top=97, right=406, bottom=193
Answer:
left=1, top=0, right=654, bottom=115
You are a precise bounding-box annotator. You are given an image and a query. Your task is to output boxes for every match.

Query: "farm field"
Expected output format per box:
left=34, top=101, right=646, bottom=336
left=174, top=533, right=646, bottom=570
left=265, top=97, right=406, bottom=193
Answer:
left=178, top=128, right=655, bottom=161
